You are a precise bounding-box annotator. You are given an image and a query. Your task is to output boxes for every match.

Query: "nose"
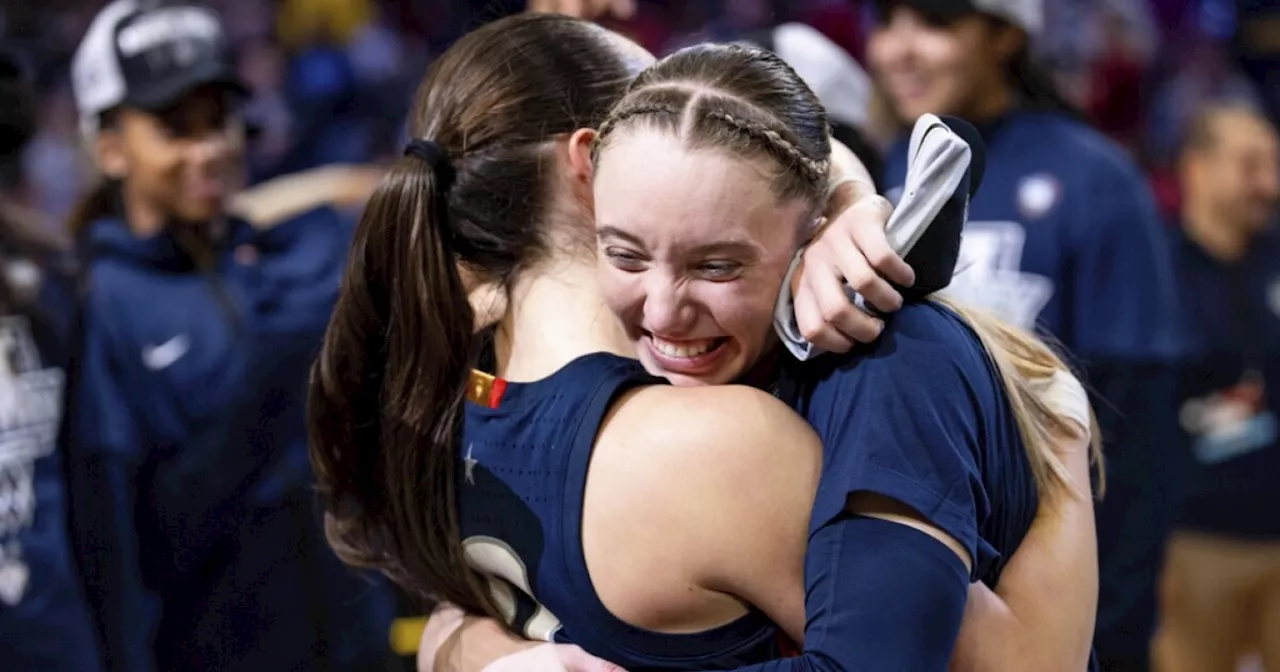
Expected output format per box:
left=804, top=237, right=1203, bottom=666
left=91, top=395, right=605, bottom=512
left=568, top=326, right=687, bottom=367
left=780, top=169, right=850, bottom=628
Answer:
left=187, top=130, right=232, bottom=165
left=643, top=272, right=698, bottom=336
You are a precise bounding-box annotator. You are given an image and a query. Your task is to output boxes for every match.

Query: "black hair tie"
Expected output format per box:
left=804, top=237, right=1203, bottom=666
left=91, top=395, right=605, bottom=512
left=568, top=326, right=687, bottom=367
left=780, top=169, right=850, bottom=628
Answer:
left=404, top=138, right=448, bottom=167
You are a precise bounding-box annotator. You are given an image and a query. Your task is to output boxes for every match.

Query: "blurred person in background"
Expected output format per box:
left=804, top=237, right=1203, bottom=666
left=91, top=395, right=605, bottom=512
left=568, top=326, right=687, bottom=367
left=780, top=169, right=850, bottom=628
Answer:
left=0, top=45, right=104, bottom=672
left=859, top=1, right=1185, bottom=670
left=22, top=83, right=91, bottom=228
left=1154, top=103, right=1280, bottom=672
left=741, top=21, right=885, bottom=187
left=62, top=1, right=391, bottom=670
left=1235, top=0, right=1280, bottom=125
left=237, top=39, right=296, bottom=181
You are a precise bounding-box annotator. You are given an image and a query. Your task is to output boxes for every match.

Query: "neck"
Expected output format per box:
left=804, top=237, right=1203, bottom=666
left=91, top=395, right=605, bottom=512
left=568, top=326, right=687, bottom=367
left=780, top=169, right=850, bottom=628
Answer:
left=121, top=181, right=166, bottom=238
left=492, top=253, right=633, bottom=383
left=966, top=83, right=1015, bottom=124
left=1182, top=199, right=1250, bottom=263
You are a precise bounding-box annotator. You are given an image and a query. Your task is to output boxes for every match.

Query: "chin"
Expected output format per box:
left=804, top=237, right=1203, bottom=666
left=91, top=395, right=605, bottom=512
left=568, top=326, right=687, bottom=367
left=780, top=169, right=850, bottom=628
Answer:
left=894, top=95, right=952, bottom=124
left=177, top=203, right=226, bottom=224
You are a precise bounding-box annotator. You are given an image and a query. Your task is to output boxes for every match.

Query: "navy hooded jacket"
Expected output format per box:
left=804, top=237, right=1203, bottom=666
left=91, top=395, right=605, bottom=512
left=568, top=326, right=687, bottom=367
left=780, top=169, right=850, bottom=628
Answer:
left=66, top=201, right=393, bottom=672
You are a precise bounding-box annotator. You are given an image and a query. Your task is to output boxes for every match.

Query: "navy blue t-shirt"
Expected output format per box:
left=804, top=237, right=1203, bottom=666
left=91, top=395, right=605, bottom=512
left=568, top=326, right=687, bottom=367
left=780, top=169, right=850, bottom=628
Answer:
left=1171, top=226, right=1280, bottom=539
left=0, top=270, right=102, bottom=672
left=784, top=302, right=1037, bottom=587
left=457, top=353, right=785, bottom=671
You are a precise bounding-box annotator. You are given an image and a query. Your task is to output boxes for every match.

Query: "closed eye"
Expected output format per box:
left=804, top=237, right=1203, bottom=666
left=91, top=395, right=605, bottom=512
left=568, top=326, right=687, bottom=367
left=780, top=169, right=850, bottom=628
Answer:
left=604, top=247, right=647, bottom=271
left=695, top=260, right=743, bottom=280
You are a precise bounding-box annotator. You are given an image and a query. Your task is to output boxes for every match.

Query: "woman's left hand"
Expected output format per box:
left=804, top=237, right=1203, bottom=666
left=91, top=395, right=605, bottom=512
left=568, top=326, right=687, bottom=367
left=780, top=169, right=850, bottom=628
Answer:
left=792, top=184, right=915, bottom=352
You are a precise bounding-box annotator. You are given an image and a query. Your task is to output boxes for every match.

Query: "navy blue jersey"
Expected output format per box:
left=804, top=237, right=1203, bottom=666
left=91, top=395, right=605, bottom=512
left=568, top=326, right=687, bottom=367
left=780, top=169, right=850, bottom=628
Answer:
left=887, top=110, right=1180, bottom=668
left=1171, top=226, right=1280, bottom=539
left=457, top=353, right=784, bottom=671
left=784, top=302, right=1036, bottom=587
left=0, top=269, right=103, bottom=672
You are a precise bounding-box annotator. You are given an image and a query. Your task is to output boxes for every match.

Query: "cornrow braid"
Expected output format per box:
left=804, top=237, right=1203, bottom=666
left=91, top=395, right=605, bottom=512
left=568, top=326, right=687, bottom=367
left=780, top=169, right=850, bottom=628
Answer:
left=591, top=42, right=832, bottom=210
left=703, top=110, right=829, bottom=188
left=595, top=102, right=682, bottom=147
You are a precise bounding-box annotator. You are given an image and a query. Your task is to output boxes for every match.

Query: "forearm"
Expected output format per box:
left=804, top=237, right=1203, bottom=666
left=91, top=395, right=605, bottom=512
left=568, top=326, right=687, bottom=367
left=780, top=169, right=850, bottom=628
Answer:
left=825, top=138, right=876, bottom=218
left=419, top=604, right=540, bottom=672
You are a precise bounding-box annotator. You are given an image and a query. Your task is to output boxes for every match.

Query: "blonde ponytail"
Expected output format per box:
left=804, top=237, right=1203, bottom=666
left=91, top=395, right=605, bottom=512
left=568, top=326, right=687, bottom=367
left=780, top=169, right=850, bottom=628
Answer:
left=931, top=296, right=1105, bottom=502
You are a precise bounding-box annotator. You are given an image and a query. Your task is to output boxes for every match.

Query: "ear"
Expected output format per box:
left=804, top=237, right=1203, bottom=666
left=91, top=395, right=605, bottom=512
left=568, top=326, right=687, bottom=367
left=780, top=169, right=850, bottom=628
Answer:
left=457, top=262, right=508, bottom=332
left=567, top=127, right=597, bottom=185
left=94, top=129, right=128, bottom=180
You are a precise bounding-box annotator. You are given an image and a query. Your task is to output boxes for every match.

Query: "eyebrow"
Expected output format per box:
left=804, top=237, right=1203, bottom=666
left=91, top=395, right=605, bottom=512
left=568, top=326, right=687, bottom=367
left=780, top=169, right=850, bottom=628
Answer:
left=597, top=225, right=762, bottom=259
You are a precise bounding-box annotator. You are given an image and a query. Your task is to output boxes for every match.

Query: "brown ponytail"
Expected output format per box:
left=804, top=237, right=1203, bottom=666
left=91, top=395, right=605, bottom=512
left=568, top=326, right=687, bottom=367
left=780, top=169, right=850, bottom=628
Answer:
left=309, top=154, right=488, bottom=610
left=306, top=13, right=642, bottom=610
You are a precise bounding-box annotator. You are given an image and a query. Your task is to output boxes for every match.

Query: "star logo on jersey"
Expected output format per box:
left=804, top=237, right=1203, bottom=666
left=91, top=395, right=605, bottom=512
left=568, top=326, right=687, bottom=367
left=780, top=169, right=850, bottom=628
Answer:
left=464, top=444, right=477, bottom=486
left=1017, top=174, right=1062, bottom=221
left=943, top=221, right=1055, bottom=330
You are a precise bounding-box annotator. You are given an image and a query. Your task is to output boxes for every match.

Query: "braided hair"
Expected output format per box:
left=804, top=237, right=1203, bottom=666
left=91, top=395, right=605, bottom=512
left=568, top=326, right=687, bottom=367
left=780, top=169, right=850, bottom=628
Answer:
left=593, top=43, right=831, bottom=210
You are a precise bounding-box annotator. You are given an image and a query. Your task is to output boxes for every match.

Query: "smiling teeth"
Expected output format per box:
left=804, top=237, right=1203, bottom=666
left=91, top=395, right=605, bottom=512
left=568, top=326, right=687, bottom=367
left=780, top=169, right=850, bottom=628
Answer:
left=652, top=338, right=716, bottom=359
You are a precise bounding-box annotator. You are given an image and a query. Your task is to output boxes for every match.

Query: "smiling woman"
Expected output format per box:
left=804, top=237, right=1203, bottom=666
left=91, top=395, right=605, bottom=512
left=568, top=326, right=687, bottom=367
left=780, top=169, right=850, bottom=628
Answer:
left=62, top=2, right=392, bottom=671
left=594, top=132, right=816, bottom=385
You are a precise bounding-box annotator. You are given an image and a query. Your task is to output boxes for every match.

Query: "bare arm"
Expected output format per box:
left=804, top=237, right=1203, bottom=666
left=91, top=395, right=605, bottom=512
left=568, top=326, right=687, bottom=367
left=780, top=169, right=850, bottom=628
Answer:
left=416, top=385, right=821, bottom=670
left=229, top=164, right=385, bottom=228
left=951, top=373, right=1098, bottom=672
left=418, top=603, right=625, bottom=672
left=583, top=385, right=820, bottom=644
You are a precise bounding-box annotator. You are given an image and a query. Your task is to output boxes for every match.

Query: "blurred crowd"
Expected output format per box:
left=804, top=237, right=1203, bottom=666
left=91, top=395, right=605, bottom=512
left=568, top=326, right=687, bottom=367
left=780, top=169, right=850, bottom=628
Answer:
left=3, top=0, right=1278, bottom=231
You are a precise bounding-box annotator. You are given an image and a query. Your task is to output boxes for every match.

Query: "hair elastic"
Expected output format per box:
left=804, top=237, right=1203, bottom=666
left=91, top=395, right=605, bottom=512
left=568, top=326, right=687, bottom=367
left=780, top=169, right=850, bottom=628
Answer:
left=404, top=138, right=449, bottom=168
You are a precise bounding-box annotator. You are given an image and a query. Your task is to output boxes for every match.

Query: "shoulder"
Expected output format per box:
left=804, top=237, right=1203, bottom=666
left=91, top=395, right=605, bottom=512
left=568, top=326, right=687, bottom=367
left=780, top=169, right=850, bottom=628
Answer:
left=816, top=302, right=993, bottom=393
left=1010, top=112, right=1139, bottom=180
left=597, top=384, right=821, bottom=487
left=585, top=384, right=820, bottom=623
left=1026, top=114, right=1156, bottom=208
left=591, top=384, right=821, bottom=543
left=803, top=303, right=998, bottom=451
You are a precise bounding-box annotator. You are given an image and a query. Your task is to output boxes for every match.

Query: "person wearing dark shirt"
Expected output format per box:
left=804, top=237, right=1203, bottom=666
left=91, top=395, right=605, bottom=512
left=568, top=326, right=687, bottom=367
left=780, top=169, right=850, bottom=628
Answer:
left=1153, top=104, right=1280, bottom=671
left=317, top=17, right=1098, bottom=671
left=63, top=2, right=392, bottom=670
left=0, top=47, right=104, bottom=672
left=796, top=2, right=1183, bottom=669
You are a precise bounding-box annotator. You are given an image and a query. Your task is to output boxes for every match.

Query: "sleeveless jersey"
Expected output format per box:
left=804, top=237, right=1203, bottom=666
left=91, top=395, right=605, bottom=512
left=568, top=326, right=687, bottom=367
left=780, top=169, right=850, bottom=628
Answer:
left=457, top=352, right=784, bottom=670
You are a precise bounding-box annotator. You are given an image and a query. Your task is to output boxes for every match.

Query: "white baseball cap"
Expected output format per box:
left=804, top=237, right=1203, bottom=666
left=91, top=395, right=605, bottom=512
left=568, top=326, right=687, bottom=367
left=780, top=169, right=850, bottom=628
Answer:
left=71, top=0, right=246, bottom=139
left=767, top=23, right=873, bottom=131
left=877, top=0, right=1043, bottom=35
